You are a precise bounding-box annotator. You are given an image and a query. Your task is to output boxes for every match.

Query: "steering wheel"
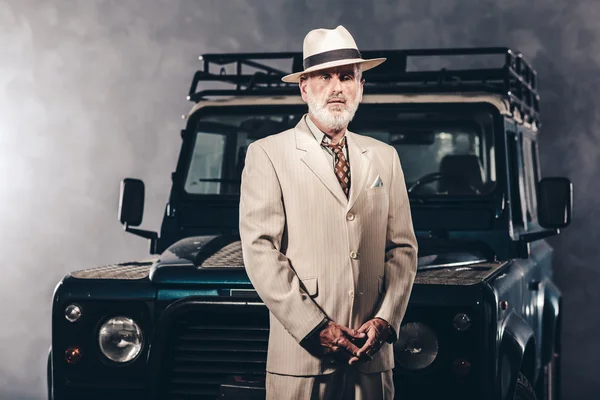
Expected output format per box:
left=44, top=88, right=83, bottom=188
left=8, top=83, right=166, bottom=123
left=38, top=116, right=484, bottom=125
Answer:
left=407, top=172, right=446, bottom=193
left=408, top=172, right=481, bottom=194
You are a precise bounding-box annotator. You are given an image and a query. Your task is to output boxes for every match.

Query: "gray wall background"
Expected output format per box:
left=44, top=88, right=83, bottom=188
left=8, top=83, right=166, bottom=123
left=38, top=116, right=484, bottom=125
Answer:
left=1, top=0, right=598, bottom=399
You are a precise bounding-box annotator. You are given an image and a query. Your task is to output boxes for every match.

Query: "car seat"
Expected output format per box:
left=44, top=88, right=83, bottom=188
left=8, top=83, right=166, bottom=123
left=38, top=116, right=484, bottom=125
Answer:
left=438, top=154, right=484, bottom=195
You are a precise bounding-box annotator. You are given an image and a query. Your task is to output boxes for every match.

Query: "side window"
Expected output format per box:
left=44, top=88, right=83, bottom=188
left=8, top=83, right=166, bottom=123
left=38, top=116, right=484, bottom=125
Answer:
left=521, top=136, right=538, bottom=222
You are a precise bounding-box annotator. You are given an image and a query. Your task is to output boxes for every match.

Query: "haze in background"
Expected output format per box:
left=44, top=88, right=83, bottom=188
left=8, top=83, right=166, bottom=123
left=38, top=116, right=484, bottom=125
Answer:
left=1, top=0, right=598, bottom=398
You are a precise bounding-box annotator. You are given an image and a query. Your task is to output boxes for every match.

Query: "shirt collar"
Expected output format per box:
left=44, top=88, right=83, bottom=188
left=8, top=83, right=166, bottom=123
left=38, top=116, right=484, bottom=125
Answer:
left=305, top=114, right=345, bottom=146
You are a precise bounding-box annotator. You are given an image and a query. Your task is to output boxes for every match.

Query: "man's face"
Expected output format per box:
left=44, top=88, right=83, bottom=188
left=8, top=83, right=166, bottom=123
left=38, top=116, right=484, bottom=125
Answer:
left=300, top=64, right=364, bottom=133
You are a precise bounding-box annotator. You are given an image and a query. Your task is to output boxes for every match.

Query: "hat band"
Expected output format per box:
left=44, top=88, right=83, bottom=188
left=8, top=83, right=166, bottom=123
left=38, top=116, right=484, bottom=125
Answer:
left=303, top=48, right=362, bottom=70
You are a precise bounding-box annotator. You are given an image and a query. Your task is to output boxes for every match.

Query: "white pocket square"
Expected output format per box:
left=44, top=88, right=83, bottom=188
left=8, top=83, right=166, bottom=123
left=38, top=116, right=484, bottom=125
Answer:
left=369, top=175, right=384, bottom=188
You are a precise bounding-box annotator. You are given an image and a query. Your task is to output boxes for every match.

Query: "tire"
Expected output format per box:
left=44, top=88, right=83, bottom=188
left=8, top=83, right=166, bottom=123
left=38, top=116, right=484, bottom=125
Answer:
left=515, top=372, right=537, bottom=400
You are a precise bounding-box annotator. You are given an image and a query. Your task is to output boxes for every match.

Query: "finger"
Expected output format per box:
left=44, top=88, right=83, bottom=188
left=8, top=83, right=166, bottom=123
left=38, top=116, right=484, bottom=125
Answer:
left=341, top=342, right=372, bottom=365
left=339, top=325, right=366, bottom=339
left=325, top=342, right=353, bottom=363
left=338, top=337, right=361, bottom=358
left=348, top=355, right=360, bottom=365
left=357, top=324, right=369, bottom=334
left=356, top=335, right=377, bottom=357
left=363, top=332, right=378, bottom=349
left=336, top=350, right=353, bottom=364
left=348, top=353, right=372, bottom=365
left=352, top=346, right=374, bottom=363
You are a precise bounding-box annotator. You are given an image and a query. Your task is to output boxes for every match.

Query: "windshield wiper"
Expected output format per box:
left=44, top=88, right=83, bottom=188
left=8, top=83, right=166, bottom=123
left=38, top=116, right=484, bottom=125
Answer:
left=417, top=253, right=489, bottom=271
left=197, top=178, right=241, bottom=183
left=409, top=197, right=426, bottom=204
left=415, top=237, right=496, bottom=271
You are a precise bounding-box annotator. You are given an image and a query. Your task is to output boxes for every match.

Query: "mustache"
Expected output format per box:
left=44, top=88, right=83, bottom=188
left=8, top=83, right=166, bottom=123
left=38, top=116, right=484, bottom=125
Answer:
left=326, top=96, right=346, bottom=103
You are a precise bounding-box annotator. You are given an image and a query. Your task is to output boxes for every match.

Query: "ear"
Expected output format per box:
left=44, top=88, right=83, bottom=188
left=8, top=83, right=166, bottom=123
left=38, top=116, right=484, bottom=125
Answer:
left=299, top=77, right=309, bottom=103
left=358, top=78, right=365, bottom=103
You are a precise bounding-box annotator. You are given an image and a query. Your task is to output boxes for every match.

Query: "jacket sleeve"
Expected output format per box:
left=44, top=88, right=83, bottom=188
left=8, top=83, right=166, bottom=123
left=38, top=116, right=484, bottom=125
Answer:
left=373, top=145, right=418, bottom=335
left=239, top=142, right=328, bottom=343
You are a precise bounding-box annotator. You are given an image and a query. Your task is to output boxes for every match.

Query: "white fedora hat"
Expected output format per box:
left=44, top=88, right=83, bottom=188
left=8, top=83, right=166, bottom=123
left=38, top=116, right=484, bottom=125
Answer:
left=282, top=25, right=386, bottom=83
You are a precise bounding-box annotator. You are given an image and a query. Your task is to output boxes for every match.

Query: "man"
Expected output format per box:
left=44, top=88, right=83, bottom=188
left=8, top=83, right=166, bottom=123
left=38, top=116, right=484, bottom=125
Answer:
left=239, top=25, right=418, bottom=399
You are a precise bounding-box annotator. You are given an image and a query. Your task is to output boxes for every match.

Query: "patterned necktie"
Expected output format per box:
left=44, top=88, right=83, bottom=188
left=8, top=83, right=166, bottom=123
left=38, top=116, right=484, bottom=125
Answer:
left=321, top=136, right=351, bottom=197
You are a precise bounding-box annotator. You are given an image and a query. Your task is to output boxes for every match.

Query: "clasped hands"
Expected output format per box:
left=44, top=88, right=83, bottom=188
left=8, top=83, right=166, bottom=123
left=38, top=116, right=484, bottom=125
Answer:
left=313, top=318, right=391, bottom=365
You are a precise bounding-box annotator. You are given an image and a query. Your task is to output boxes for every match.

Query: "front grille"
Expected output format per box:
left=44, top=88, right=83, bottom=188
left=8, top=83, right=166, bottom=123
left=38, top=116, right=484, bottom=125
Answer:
left=158, top=301, right=269, bottom=400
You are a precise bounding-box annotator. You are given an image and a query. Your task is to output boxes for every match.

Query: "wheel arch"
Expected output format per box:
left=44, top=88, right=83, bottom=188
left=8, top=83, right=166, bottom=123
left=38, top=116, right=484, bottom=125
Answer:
left=498, top=310, right=536, bottom=400
left=541, top=280, right=562, bottom=364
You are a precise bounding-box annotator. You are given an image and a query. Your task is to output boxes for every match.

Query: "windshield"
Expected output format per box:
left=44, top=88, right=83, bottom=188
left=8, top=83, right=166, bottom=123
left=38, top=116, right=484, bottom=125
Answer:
left=183, top=104, right=497, bottom=196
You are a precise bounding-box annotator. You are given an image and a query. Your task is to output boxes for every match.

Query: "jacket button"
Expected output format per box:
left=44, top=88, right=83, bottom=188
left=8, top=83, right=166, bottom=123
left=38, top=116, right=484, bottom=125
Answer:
left=347, top=212, right=355, bottom=221
left=349, top=290, right=354, bottom=298
left=350, top=251, right=358, bottom=259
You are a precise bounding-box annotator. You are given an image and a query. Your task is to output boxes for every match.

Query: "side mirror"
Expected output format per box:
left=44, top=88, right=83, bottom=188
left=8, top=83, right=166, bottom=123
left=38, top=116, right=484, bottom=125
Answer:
left=537, top=177, right=573, bottom=229
left=118, top=178, right=145, bottom=227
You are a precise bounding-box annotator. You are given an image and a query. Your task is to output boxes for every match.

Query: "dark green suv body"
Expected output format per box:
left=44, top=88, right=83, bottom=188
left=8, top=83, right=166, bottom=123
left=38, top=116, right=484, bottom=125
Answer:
left=48, top=48, right=573, bottom=400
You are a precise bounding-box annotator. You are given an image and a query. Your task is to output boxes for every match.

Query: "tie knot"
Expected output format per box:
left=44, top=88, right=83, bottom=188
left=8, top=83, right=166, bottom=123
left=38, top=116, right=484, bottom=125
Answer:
left=321, top=136, right=346, bottom=153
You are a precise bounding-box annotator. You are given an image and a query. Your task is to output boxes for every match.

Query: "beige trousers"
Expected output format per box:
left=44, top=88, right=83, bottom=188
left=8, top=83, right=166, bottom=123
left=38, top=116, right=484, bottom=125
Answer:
left=266, top=368, right=394, bottom=400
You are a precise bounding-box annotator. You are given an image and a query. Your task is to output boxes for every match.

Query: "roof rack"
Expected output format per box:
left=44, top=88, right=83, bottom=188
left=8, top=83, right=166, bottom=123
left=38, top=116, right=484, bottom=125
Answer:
left=187, top=47, right=540, bottom=125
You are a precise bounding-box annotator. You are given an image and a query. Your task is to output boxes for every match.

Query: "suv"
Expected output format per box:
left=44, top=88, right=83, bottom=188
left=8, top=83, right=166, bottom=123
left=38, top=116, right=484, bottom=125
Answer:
left=48, top=48, right=573, bottom=400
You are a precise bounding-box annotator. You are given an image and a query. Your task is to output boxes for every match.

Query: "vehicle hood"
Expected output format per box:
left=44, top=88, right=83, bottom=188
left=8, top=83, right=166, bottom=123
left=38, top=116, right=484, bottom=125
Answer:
left=147, top=235, right=504, bottom=286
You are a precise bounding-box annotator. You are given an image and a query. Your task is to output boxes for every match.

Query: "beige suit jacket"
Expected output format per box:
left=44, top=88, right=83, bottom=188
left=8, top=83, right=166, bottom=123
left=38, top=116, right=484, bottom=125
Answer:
left=239, top=116, right=418, bottom=376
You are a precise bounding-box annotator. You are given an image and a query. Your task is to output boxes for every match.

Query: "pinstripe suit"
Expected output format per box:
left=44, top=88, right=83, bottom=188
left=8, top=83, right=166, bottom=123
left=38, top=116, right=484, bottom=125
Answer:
left=239, top=115, right=418, bottom=392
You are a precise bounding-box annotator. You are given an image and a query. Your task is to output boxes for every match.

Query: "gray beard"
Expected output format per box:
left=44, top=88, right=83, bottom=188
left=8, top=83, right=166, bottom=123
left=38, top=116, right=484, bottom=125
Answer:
left=306, top=91, right=360, bottom=133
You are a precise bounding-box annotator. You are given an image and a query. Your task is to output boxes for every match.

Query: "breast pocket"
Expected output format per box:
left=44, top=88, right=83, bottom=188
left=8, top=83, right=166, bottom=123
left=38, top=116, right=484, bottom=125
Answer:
left=366, top=185, right=386, bottom=199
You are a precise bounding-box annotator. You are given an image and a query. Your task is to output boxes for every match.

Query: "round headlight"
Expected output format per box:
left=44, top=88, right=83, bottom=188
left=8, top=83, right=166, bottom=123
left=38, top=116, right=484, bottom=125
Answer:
left=394, top=322, right=438, bottom=370
left=98, top=316, right=143, bottom=363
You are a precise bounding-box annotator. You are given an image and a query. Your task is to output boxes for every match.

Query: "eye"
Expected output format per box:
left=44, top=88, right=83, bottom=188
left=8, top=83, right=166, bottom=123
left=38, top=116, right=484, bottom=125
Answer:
left=342, top=74, right=354, bottom=81
left=321, top=74, right=331, bottom=81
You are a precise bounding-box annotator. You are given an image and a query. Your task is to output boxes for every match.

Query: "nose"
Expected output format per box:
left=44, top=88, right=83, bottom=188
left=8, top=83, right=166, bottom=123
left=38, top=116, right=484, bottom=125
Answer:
left=330, top=75, right=343, bottom=94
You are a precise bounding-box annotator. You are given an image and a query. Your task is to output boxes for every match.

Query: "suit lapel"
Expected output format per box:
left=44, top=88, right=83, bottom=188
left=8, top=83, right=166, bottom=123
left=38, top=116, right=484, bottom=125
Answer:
left=346, top=130, right=371, bottom=210
left=295, top=117, right=348, bottom=206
